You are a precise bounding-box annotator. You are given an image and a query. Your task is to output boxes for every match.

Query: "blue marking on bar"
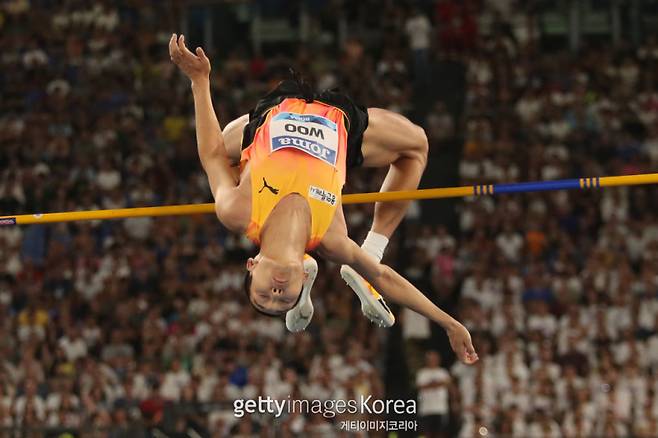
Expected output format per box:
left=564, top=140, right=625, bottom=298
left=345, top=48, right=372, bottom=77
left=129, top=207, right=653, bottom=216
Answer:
left=493, top=179, right=582, bottom=194
left=0, top=217, right=16, bottom=226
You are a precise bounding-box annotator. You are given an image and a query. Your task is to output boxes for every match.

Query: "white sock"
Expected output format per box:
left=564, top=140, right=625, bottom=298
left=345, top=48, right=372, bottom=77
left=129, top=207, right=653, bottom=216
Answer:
left=361, top=231, right=389, bottom=263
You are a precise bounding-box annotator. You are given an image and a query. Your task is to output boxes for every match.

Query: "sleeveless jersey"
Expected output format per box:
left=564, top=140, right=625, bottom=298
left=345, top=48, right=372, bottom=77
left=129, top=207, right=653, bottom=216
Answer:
left=240, top=98, right=348, bottom=250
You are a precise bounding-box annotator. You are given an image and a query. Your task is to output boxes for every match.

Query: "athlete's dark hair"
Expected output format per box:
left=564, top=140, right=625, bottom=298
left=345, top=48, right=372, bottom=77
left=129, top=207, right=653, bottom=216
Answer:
left=243, top=270, right=304, bottom=317
left=288, top=67, right=314, bottom=103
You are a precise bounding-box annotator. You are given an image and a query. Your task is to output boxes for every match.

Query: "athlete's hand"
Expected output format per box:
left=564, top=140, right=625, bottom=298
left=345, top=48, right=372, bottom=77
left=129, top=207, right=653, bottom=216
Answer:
left=169, top=33, right=211, bottom=84
left=446, top=321, right=479, bottom=365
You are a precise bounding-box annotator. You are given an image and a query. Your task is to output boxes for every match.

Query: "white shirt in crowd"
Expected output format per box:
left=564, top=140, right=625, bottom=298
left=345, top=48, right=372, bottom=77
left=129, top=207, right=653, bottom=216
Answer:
left=461, top=275, right=502, bottom=311
left=416, top=366, right=450, bottom=416
left=197, top=374, right=217, bottom=403
left=252, top=318, right=285, bottom=342
left=496, top=231, right=524, bottom=262
left=96, top=169, right=121, bottom=191
left=160, top=369, right=191, bottom=401
left=405, top=14, right=431, bottom=50
left=527, top=313, right=558, bottom=337
left=402, top=307, right=431, bottom=340
left=13, top=395, right=46, bottom=423
left=58, top=336, right=88, bottom=362
left=459, top=160, right=481, bottom=180
left=527, top=420, right=561, bottom=438
left=45, top=392, right=80, bottom=412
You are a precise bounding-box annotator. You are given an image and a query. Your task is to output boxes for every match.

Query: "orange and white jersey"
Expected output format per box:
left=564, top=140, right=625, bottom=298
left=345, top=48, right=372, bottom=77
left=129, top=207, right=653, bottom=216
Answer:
left=240, top=97, right=348, bottom=250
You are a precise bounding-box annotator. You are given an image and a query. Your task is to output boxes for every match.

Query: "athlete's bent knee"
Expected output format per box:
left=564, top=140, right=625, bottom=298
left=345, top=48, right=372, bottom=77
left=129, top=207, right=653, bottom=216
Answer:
left=407, top=125, right=428, bottom=168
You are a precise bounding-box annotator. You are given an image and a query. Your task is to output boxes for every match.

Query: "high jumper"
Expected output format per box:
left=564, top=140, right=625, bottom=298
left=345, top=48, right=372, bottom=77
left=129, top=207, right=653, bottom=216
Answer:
left=169, top=34, right=477, bottom=365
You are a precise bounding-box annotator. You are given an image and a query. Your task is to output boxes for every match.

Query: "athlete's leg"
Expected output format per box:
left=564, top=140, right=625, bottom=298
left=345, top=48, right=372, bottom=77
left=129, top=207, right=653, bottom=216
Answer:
left=340, top=109, right=427, bottom=328
left=223, top=114, right=249, bottom=166
left=361, top=108, right=428, bottom=239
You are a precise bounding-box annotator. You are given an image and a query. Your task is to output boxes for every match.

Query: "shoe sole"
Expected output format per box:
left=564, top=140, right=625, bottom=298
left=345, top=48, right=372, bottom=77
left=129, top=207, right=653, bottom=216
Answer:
left=285, top=255, right=318, bottom=332
left=340, top=265, right=395, bottom=328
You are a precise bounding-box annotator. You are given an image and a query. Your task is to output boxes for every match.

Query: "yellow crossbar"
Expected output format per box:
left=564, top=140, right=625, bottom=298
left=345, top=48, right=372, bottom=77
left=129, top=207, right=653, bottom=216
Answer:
left=1, top=173, right=657, bottom=226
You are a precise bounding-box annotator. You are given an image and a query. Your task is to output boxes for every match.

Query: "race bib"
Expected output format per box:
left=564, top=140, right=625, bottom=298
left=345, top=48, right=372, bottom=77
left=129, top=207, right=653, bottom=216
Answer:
left=270, top=112, right=339, bottom=167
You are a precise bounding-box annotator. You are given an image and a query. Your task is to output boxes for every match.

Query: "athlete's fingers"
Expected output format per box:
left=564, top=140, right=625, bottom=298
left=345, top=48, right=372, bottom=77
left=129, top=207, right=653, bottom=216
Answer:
left=464, top=341, right=479, bottom=364
left=176, top=34, right=187, bottom=57
left=169, top=33, right=179, bottom=60
left=178, top=34, right=196, bottom=59
left=196, top=47, right=210, bottom=68
left=465, top=340, right=476, bottom=355
left=196, top=47, right=208, bottom=62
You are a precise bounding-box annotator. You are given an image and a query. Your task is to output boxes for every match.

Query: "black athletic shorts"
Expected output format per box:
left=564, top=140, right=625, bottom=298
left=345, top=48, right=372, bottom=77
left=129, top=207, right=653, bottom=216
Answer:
left=241, top=79, right=369, bottom=169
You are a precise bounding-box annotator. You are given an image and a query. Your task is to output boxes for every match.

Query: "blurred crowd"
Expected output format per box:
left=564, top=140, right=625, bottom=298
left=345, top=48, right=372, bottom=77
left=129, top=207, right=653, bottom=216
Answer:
left=407, top=2, right=658, bottom=438
left=2, top=0, right=658, bottom=437
left=0, top=0, right=422, bottom=436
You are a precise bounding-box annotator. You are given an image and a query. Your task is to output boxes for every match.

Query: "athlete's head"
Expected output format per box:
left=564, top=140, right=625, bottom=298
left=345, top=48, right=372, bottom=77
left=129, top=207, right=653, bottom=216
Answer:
left=244, top=253, right=306, bottom=316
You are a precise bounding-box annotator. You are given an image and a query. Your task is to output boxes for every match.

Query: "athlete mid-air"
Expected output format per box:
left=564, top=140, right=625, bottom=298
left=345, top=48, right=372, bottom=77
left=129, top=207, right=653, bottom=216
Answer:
left=169, top=34, right=477, bottom=365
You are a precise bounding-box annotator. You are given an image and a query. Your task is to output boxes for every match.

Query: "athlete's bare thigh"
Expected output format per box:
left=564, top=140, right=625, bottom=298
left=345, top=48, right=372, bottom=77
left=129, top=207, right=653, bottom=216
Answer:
left=361, top=108, right=428, bottom=168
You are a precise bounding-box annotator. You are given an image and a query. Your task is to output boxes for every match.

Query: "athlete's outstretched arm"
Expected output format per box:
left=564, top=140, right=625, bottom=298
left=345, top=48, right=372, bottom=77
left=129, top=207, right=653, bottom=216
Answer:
left=318, top=231, right=478, bottom=365
left=169, top=34, right=238, bottom=198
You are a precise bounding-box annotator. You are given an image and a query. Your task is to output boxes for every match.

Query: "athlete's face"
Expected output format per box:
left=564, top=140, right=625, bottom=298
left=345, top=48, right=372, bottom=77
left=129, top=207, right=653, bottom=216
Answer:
left=246, top=254, right=305, bottom=315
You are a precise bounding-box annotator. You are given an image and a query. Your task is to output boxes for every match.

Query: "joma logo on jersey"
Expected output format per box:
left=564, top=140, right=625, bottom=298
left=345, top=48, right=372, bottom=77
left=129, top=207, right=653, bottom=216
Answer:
left=270, top=112, right=339, bottom=166
left=273, top=112, right=337, bottom=130
left=272, top=136, right=337, bottom=165
left=284, top=123, right=324, bottom=140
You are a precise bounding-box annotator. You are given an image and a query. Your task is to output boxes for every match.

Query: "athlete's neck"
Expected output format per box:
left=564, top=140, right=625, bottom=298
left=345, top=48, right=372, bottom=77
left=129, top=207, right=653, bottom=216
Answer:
left=259, top=194, right=310, bottom=261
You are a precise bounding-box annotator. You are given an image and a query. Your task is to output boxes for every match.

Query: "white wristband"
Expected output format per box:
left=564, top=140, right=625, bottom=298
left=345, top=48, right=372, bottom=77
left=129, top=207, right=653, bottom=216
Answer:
left=361, top=231, right=389, bottom=263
